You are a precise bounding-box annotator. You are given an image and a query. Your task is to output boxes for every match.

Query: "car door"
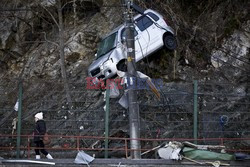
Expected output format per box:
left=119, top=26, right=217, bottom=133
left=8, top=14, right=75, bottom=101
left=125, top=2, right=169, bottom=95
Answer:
left=134, top=26, right=146, bottom=62
left=120, top=27, right=142, bottom=62
left=135, top=14, right=160, bottom=58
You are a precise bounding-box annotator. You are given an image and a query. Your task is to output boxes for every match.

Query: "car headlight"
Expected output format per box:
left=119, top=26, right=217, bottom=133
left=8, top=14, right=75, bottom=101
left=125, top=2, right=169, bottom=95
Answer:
left=99, top=59, right=113, bottom=72
left=103, top=59, right=113, bottom=69
left=100, top=65, right=104, bottom=70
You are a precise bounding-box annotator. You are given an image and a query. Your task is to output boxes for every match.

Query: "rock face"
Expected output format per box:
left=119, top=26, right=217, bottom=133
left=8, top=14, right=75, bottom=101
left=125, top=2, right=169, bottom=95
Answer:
left=0, top=0, right=122, bottom=80
left=211, top=21, right=250, bottom=82
left=0, top=0, right=249, bottom=158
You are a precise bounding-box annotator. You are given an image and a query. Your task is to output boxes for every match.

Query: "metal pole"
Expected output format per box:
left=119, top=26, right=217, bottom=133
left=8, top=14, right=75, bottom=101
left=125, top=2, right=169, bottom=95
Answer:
left=104, top=88, right=110, bottom=158
left=124, top=0, right=141, bottom=159
left=193, top=80, right=198, bottom=144
left=16, top=81, right=23, bottom=158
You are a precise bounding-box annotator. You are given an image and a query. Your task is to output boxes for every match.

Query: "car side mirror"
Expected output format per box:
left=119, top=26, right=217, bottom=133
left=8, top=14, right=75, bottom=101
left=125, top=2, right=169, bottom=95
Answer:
left=122, top=36, right=126, bottom=43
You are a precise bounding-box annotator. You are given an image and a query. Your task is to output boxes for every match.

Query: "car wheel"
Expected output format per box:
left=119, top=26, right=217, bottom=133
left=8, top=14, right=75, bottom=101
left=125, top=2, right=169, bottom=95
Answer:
left=117, top=60, right=127, bottom=72
left=164, top=35, right=177, bottom=51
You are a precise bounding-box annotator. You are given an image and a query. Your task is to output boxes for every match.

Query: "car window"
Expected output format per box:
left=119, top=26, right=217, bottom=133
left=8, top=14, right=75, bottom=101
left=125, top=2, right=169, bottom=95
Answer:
left=96, top=32, right=117, bottom=59
left=146, top=12, right=159, bottom=21
left=121, top=28, right=138, bottom=40
left=135, top=15, right=153, bottom=31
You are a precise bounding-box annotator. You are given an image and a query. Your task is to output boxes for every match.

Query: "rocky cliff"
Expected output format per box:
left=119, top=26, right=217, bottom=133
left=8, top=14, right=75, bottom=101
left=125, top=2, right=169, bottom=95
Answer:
left=0, top=0, right=249, bottom=81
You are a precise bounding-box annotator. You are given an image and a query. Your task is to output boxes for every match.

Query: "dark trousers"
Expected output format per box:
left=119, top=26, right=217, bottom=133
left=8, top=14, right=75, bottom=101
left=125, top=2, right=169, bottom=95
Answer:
left=34, top=140, right=48, bottom=156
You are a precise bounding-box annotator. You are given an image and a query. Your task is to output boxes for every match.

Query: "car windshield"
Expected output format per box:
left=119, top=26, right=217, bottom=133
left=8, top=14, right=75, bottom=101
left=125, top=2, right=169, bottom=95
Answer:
left=96, top=32, right=117, bottom=59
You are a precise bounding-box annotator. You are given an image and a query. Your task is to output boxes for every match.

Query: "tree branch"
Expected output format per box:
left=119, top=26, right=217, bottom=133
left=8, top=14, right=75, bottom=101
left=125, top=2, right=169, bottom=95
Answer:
left=41, top=32, right=59, bottom=47
left=40, top=4, right=60, bottom=29
left=62, top=0, right=75, bottom=10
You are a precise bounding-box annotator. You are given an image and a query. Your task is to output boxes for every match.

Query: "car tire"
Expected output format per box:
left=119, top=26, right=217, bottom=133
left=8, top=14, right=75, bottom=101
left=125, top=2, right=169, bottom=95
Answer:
left=164, top=35, right=177, bottom=51
left=117, top=60, right=127, bottom=72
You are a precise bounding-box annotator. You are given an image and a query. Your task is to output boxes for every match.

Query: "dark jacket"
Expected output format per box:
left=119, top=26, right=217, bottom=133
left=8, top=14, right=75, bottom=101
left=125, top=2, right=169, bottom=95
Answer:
left=34, top=120, right=46, bottom=142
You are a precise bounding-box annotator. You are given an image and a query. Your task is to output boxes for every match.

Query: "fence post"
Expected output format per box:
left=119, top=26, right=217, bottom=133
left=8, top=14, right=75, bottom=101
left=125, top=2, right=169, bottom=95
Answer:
left=193, top=80, right=198, bottom=144
left=16, top=81, right=23, bottom=158
left=125, top=139, right=128, bottom=158
left=220, top=138, right=224, bottom=146
left=27, top=135, right=30, bottom=158
left=104, top=88, right=110, bottom=158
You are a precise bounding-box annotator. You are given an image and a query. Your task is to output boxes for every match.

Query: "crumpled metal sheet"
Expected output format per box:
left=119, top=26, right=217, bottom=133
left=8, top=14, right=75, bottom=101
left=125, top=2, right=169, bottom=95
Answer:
left=118, top=91, right=128, bottom=109
left=74, top=151, right=94, bottom=165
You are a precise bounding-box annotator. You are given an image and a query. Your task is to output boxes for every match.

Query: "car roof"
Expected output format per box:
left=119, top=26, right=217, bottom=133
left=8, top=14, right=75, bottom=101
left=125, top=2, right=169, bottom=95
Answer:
left=101, top=9, right=161, bottom=39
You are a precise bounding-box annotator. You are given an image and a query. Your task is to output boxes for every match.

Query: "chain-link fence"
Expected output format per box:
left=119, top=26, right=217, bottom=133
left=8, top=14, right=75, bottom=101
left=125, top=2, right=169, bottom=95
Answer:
left=1, top=79, right=249, bottom=141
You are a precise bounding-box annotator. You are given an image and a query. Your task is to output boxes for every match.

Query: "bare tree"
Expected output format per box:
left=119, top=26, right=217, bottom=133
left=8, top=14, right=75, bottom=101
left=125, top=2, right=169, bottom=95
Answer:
left=57, top=0, right=73, bottom=109
left=38, top=0, right=73, bottom=109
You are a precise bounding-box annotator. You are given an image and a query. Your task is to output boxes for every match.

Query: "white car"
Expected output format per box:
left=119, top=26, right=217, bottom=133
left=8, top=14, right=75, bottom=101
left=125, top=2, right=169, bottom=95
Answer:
left=88, top=9, right=177, bottom=80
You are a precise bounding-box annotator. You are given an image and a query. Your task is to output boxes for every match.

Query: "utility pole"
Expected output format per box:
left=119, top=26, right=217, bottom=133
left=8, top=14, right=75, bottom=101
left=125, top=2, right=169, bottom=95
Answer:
left=124, top=0, right=141, bottom=159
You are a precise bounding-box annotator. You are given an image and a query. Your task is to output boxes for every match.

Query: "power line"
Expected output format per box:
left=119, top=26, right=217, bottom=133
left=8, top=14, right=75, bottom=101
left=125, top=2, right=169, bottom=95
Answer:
left=0, top=5, right=125, bottom=12
left=0, top=8, right=32, bottom=11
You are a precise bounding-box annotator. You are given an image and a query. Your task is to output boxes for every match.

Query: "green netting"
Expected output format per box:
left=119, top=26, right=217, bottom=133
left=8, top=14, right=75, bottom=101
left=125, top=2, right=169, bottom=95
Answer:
left=182, top=147, right=235, bottom=160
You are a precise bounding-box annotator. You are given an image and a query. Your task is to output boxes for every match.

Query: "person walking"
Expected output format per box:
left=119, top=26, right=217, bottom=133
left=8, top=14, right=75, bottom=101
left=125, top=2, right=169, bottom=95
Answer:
left=33, top=112, right=53, bottom=159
